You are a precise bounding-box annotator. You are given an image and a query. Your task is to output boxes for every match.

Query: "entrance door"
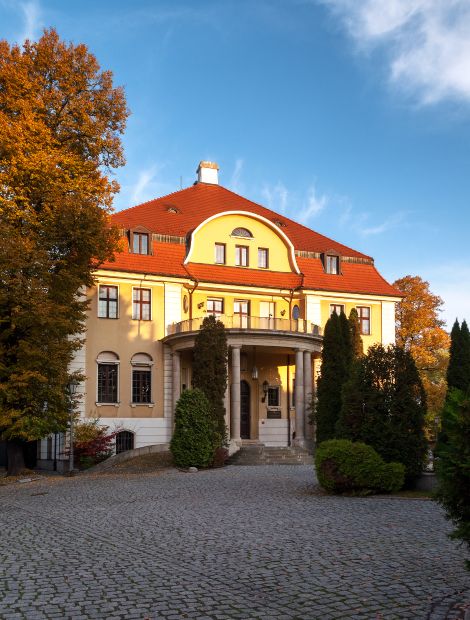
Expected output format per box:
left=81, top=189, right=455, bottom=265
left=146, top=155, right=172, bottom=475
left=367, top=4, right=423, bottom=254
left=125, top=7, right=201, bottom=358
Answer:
left=240, top=380, right=251, bottom=439
left=234, top=300, right=250, bottom=328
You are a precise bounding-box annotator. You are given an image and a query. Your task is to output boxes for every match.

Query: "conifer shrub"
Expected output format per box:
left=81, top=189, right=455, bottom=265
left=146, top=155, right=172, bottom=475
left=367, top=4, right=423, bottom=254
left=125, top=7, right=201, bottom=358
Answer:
left=336, top=344, right=427, bottom=481
left=435, top=390, right=470, bottom=570
left=315, top=439, right=405, bottom=495
left=170, top=389, right=217, bottom=468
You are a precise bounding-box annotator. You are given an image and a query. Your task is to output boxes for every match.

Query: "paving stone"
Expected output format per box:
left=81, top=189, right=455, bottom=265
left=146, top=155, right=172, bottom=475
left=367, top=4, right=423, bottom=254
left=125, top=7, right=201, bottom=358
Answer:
left=0, top=466, right=469, bottom=619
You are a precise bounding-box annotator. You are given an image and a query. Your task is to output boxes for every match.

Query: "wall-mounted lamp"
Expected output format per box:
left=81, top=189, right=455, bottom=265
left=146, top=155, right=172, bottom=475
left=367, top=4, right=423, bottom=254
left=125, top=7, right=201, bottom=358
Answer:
left=197, top=302, right=204, bottom=310
left=280, top=309, right=286, bottom=317
left=261, top=380, right=269, bottom=403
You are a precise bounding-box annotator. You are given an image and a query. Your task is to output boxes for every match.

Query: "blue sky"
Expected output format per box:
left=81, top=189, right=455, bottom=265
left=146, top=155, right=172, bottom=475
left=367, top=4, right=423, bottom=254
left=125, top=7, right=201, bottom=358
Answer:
left=2, top=0, right=470, bottom=327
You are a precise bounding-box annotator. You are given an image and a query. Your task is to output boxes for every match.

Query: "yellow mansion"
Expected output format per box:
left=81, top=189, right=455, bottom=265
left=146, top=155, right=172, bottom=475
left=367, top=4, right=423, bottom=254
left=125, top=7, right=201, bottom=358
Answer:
left=56, top=161, right=402, bottom=458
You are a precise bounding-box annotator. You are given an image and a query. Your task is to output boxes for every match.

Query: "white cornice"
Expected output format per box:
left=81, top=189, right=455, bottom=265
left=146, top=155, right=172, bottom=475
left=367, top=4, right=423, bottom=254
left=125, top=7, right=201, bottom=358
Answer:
left=183, top=210, right=301, bottom=274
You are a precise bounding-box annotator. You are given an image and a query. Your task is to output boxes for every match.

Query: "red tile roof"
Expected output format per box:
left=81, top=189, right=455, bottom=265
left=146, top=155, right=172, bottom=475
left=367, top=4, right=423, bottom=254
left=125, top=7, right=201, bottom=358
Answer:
left=298, top=258, right=401, bottom=297
left=101, top=183, right=402, bottom=298
left=112, top=183, right=370, bottom=259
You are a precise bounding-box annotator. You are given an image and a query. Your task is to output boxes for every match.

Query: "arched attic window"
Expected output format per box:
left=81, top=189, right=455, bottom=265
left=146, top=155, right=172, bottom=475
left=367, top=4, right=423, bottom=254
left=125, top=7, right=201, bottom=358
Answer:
left=321, top=250, right=341, bottom=275
left=231, top=227, right=253, bottom=238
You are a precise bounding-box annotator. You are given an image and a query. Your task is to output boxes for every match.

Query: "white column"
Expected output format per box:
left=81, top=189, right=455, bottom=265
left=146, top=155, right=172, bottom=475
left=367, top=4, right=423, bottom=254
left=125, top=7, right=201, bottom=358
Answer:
left=303, top=351, right=312, bottom=440
left=231, top=345, right=241, bottom=442
left=172, top=351, right=181, bottom=414
left=294, top=349, right=304, bottom=442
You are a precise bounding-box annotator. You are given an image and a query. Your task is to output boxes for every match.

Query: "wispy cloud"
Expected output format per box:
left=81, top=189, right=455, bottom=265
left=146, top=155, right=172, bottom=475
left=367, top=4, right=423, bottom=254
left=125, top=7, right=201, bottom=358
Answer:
left=298, top=184, right=328, bottom=223
left=18, top=0, right=42, bottom=43
left=320, top=0, right=470, bottom=105
left=229, top=158, right=244, bottom=193
left=261, top=182, right=289, bottom=214
left=360, top=212, right=407, bottom=236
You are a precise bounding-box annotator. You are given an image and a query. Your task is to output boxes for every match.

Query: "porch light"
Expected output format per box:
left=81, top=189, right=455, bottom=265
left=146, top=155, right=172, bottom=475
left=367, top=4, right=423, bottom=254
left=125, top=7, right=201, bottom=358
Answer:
left=251, top=366, right=258, bottom=380
left=197, top=302, right=204, bottom=309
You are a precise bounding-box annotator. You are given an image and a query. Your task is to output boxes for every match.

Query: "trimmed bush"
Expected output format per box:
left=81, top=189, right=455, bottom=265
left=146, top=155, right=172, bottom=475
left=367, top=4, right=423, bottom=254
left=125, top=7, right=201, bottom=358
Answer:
left=315, top=439, right=405, bottom=495
left=170, top=389, right=217, bottom=468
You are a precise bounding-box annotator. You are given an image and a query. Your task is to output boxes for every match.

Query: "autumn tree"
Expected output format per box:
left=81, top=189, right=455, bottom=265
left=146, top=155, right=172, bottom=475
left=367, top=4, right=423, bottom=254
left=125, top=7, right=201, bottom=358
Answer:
left=0, top=30, right=128, bottom=473
left=192, top=315, right=228, bottom=446
left=393, top=275, right=450, bottom=439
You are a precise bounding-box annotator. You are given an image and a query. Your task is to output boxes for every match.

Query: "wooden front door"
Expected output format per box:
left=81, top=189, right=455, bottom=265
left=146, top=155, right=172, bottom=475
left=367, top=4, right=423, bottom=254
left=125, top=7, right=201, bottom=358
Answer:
left=240, top=380, right=250, bottom=439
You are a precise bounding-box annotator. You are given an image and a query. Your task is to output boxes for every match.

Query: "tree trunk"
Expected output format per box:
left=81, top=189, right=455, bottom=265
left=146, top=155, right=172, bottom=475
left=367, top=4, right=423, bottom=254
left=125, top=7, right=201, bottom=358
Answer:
left=7, top=440, right=25, bottom=476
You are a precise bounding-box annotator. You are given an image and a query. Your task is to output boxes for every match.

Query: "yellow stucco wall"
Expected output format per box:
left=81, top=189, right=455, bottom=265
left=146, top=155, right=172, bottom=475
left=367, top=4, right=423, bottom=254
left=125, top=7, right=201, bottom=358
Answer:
left=187, top=213, right=295, bottom=272
left=85, top=279, right=166, bottom=419
left=319, top=299, right=382, bottom=349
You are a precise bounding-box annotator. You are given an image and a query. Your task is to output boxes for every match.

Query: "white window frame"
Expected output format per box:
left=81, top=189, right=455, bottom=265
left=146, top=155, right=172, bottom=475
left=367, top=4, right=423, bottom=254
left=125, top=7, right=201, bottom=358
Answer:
left=96, top=352, right=120, bottom=406
left=258, top=248, right=269, bottom=269
left=131, top=353, right=154, bottom=406
left=214, top=243, right=226, bottom=265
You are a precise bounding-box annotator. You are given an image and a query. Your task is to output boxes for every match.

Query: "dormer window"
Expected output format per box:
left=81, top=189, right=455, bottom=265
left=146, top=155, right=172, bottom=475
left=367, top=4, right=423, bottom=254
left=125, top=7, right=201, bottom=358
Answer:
left=128, top=227, right=152, bottom=255
left=133, top=232, right=149, bottom=254
left=322, top=251, right=341, bottom=275
left=231, top=227, right=253, bottom=238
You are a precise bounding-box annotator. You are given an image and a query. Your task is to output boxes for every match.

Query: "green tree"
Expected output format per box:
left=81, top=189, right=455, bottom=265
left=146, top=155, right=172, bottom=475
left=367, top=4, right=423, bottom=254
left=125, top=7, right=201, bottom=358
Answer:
left=337, top=344, right=427, bottom=480
left=170, top=389, right=217, bottom=468
left=315, top=311, right=352, bottom=443
left=447, top=320, right=470, bottom=394
left=435, top=389, right=470, bottom=570
left=348, top=308, right=364, bottom=358
left=192, top=315, right=228, bottom=445
left=0, top=30, right=128, bottom=474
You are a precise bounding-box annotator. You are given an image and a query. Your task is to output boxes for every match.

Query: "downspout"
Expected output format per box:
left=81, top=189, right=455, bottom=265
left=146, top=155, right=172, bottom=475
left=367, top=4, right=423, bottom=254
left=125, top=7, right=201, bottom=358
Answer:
left=286, top=354, right=291, bottom=447
left=183, top=264, right=199, bottom=324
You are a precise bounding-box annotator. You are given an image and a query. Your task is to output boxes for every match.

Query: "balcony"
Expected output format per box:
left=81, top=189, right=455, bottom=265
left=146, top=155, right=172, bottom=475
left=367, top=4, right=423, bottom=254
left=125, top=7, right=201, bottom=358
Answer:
left=167, top=315, right=322, bottom=336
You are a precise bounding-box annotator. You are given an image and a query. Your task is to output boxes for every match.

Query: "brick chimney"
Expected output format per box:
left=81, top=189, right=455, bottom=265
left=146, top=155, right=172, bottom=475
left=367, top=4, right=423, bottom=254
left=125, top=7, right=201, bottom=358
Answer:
left=197, top=161, right=219, bottom=185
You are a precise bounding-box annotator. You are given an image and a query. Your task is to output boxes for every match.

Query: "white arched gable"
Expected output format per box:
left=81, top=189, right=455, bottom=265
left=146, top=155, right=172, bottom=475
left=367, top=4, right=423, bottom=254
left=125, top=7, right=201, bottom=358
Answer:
left=184, top=210, right=300, bottom=274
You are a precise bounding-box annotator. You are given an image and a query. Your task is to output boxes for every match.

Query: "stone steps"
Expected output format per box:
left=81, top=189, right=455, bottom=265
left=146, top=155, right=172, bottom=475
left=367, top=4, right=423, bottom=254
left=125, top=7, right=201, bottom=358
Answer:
left=229, top=446, right=312, bottom=466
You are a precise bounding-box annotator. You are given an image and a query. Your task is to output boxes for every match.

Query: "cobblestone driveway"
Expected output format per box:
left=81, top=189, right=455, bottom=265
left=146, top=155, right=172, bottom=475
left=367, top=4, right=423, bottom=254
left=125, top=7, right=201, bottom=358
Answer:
left=0, top=466, right=469, bottom=620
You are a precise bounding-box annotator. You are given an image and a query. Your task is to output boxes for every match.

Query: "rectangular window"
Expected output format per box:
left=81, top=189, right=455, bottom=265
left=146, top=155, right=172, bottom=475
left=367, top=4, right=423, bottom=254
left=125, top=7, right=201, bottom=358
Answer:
left=98, top=285, right=118, bottom=318
left=330, top=304, right=345, bottom=316
left=267, top=386, right=280, bottom=408
left=207, top=298, right=224, bottom=315
left=357, top=306, right=371, bottom=335
left=132, top=369, right=151, bottom=403
left=258, top=248, right=269, bottom=269
left=326, top=255, right=340, bottom=274
left=132, top=288, right=151, bottom=320
left=133, top=232, right=149, bottom=255
left=97, top=364, right=118, bottom=403
left=214, top=243, right=226, bottom=264
left=235, top=245, right=249, bottom=267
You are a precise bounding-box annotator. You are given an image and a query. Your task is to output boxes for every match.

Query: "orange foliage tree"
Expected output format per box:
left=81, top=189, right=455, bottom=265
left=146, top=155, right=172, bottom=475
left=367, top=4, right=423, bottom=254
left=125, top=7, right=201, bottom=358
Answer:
left=0, top=30, right=128, bottom=473
left=393, top=275, right=450, bottom=440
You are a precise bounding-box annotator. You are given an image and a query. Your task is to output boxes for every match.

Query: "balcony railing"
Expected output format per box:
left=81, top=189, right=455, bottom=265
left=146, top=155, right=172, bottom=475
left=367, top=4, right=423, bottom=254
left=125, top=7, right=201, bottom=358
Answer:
left=167, top=315, right=322, bottom=336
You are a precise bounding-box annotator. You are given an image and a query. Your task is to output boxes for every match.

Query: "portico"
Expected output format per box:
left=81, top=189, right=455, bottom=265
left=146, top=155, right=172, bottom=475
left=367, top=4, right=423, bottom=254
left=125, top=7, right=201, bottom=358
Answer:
left=162, top=322, right=322, bottom=449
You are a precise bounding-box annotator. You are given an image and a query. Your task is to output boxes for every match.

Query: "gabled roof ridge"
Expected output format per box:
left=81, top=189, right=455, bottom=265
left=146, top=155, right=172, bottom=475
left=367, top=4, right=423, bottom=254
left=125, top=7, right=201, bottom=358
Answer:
left=214, top=186, right=372, bottom=261
left=114, top=184, right=195, bottom=216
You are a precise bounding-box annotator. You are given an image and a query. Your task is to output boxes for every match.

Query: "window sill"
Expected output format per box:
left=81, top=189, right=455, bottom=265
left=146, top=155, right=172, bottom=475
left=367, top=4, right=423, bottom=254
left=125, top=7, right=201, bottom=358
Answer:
left=130, top=403, right=155, bottom=407
left=96, top=402, right=120, bottom=407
